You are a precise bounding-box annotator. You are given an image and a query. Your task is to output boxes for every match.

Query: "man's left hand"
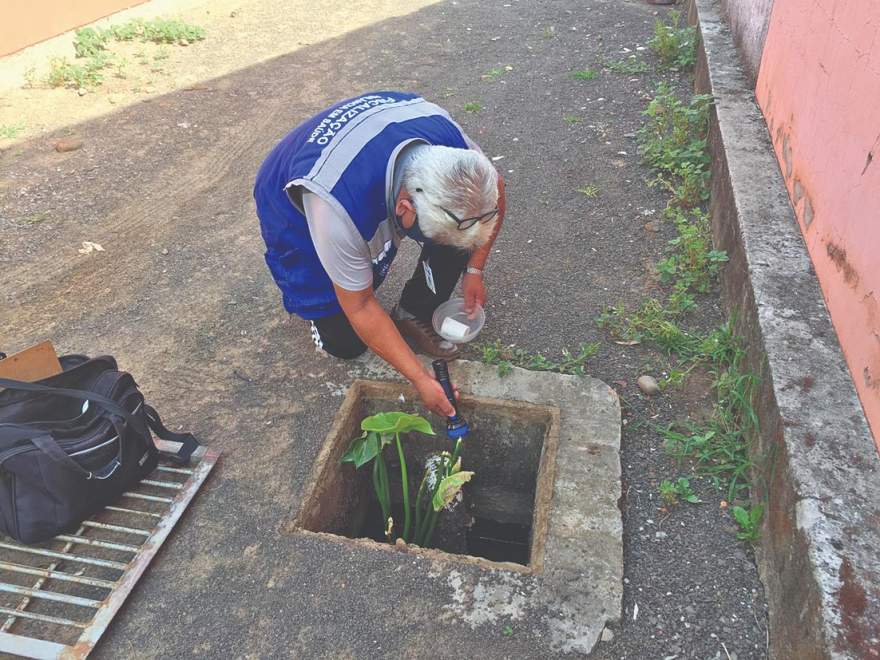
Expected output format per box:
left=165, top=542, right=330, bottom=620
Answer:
left=462, top=272, right=486, bottom=319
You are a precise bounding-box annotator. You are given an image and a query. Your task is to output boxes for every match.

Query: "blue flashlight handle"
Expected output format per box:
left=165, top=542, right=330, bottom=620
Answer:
left=432, top=359, right=458, bottom=415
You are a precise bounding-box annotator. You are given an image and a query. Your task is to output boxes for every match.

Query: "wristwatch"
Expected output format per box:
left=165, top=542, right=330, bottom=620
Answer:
left=466, top=266, right=484, bottom=277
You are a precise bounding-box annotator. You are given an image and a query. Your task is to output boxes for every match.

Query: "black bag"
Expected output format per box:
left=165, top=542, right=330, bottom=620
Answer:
left=0, top=354, right=199, bottom=544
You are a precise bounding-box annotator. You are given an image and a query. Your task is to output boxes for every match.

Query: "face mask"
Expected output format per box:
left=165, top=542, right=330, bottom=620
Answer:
left=395, top=212, right=432, bottom=244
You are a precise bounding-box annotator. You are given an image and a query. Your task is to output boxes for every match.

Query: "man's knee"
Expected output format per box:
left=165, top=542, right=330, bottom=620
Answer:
left=309, top=318, right=367, bottom=360
left=322, top=343, right=368, bottom=360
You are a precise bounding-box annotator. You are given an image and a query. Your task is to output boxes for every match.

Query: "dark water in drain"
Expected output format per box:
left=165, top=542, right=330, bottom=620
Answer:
left=467, top=517, right=530, bottom=565
left=359, top=498, right=531, bottom=565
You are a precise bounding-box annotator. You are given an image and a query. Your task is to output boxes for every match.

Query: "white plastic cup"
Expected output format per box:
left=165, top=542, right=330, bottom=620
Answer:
left=432, top=297, right=486, bottom=344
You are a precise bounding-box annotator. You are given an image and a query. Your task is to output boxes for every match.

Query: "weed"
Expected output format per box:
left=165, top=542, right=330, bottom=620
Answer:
left=108, top=18, right=206, bottom=45
left=46, top=56, right=107, bottom=89
left=543, top=25, right=556, bottom=39
left=482, top=67, right=504, bottom=82
left=73, top=28, right=108, bottom=58
left=656, top=209, right=728, bottom=294
left=638, top=83, right=712, bottom=188
left=648, top=10, right=697, bottom=69
left=46, top=18, right=204, bottom=90
left=597, top=299, right=701, bottom=355
left=341, top=412, right=473, bottom=547
left=114, top=58, right=129, bottom=79
left=661, top=324, right=758, bottom=500
left=659, top=477, right=702, bottom=505
left=23, top=67, right=39, bottom=88
left=22, top=212, right=49, bottom=225
left=732, top=503, right=763, bottom=541
left=464, top=102, right=483, bottom=112
left=502, top=625, right=514, bottom=637
left=0, top=123, right=25, bottom=139
left=604, top=57, right=649, bottom=75
left=571, top=69, right=598, bottom=81
left=480, top=340, right=599, bottom=377
left=154, top=47, right=171, bottom=61
left=563, top=115, right=582, bottom=125
left=578, top=184, right=600, bottom=198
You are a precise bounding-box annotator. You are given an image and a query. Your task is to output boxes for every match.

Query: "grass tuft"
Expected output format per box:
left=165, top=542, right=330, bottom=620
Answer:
left=479, top=340, right=599, bottom=378
left=648, top=10, right=697, bottom=70
left=571, top=68, right=598, bottom=81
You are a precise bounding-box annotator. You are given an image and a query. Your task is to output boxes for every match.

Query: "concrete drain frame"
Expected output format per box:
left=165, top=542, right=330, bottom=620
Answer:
left=291, top=360, right=623, bottom=654
left=294, top=379, right=559, bottom=573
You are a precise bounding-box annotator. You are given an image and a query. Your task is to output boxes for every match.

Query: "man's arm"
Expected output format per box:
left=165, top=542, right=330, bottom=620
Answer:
left=335, top=284, right=456, bottom=417
left=462, top=174, right=506, bottom=314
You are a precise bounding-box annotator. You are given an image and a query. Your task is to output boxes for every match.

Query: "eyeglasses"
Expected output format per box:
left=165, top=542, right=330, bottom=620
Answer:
left=440, top=206, right=499, bottom=231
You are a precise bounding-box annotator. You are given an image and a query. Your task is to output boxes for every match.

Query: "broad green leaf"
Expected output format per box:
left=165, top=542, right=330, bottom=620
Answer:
left=432, top=471, right=474, bottom=511
left=361, top=411, right=435, bottom=436
left=340, top=431, right=380, bottom=468
left=749, top=504, right=764, bottom=524
left=731, top=505, right=749, bottom=527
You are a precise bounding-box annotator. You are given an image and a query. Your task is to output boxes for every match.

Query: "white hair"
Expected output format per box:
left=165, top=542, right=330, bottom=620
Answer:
left=402, top=145, right=499, bottom=250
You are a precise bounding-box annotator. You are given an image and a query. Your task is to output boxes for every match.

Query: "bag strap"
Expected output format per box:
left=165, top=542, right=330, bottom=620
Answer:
left=0, top=377, right=200, bottom=465
left=142, top=404, right=199, bottom=466
left=0, top=377, right=136, bottom=425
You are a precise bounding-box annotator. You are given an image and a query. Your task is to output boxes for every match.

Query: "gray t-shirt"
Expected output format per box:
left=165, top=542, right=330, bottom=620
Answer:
left=302, top=137, right=481, bottom=292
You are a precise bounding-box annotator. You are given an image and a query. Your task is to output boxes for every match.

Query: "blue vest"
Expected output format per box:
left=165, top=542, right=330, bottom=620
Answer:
left=254, top=92, right=468, bottom=319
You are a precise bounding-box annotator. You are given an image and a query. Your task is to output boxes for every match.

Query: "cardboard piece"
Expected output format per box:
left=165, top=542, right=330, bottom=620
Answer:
left=0, top=341, right=62, bottom=383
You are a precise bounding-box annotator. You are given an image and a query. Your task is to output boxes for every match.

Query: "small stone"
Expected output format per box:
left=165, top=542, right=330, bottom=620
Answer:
left=637, top=375, right=660, bottom=395
left=600, top=627, right=614, bottom=642
left=161, top=248, right=169, bottom=255
left=395, top=538, right=406, bottom=548
left=180, top=39, right=189, bottom=46
left=655, top=531, right=667, bottom=539
left=77, top=88, right=87, bottom=96
left=644, top=221, right=659, bottom=232
left=54, top=138, right=83, bottom=153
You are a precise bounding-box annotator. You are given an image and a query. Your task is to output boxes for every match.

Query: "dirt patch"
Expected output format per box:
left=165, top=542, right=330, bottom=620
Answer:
left=826, top=241, right=859, bottom=287
left=0, top=0, right=438, bottom=146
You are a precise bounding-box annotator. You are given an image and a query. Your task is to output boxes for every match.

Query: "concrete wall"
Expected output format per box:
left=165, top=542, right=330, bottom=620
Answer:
left=720, top=0, right=774, bottom=81
left=756, top=0, right=880, bottom=450
left=691, top=3, right=880, bottom=656
left=1, top=0, right=148, bottom=56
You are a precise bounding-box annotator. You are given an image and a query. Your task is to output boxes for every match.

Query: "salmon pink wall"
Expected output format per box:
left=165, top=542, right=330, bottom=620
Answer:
left=1, top=0, right=148, bottom=56
left=756, top=0, right=880, bottom=449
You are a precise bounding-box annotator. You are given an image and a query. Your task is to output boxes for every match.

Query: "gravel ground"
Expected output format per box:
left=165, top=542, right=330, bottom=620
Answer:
left=0, top=0, right=768, bottom=657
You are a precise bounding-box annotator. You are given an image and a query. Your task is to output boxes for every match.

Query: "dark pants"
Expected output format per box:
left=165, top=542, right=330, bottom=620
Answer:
left=310, top=242, right=469, bottom=359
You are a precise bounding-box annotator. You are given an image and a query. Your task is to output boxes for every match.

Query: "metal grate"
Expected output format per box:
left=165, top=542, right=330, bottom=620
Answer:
left=0, top=443, right=220, bottom=659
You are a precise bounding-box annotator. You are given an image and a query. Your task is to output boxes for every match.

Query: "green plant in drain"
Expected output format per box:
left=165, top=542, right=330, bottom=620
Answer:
left=659, top=477, right=701, bottom=506
left=731, top=503, right=763, bottom=542
left=341, top=411, right=473, bottom=547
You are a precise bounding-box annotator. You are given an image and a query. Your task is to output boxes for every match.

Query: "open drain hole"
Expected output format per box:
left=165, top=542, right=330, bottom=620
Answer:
left=293, top=381, right=559, bottom=571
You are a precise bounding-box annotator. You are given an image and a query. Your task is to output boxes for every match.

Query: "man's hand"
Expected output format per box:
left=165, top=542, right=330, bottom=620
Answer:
left=413, top=371, right=459, bottom=418
left=462, top=272, right=486, bottom=319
